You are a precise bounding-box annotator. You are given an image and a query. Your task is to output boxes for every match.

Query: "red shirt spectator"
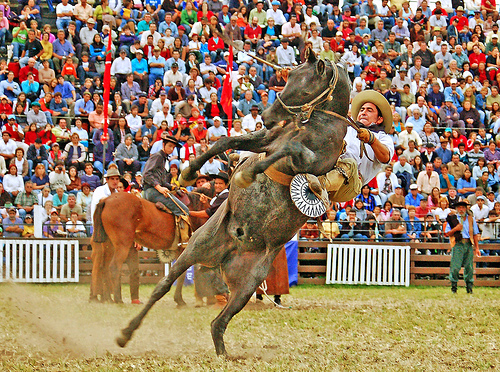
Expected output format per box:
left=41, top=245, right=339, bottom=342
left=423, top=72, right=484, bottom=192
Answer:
left=244, top=24, right=262, bottom=40
left=449, top=14, right=468, bottom=32
left=0, top=100, right=12, bottom=115
left=469, top=49, right=486, bottom=69
left=208, top=36, right=224, bottom=52
left=19, top=65, right=40, bottom=83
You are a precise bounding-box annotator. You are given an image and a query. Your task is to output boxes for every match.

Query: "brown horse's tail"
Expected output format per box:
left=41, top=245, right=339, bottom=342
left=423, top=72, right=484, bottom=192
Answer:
left=93, top=201, right=108, bottom=243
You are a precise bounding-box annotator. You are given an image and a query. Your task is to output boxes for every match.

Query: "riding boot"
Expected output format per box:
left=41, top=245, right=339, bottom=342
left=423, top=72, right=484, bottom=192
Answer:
left=451, top=282, right=458, bottom=294
left=305, top=174, right=329, bottom=208
left=274, top=295, right=281, bottom=306
left=466, top=282, right=473, bottom=294
left=178, top=215, right=191, bottom=243
left=256, top=294, right=263, bottom=301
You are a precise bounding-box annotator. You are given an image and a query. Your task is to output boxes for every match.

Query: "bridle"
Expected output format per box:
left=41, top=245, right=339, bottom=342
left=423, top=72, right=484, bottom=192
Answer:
left=275, top=60, right=373, bottom=160
left=275, top=59, right=341, bottom=122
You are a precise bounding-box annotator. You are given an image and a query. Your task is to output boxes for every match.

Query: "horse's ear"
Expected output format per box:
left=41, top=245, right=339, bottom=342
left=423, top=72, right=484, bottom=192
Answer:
left=306, top=47, right=316, bottom=64
left=316, top=59, right=326, bottom=76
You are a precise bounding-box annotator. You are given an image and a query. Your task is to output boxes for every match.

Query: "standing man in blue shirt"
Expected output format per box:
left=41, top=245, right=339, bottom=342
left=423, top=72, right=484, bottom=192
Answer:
left=148, top=46, right=166, bottom=86
left=131, top=50, right=149, bottom=92
left=445, top=201, right=481, bottom=294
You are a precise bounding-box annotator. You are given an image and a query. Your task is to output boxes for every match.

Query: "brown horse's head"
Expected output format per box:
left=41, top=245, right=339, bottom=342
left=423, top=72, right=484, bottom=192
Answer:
left=262, top=47, right=351, bottom=129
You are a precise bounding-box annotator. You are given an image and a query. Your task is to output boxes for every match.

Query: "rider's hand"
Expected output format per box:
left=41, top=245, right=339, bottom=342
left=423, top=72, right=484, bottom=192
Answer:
left=200, top=194, right=208, bottom=203
left=357, top=128, right=373, bottom=144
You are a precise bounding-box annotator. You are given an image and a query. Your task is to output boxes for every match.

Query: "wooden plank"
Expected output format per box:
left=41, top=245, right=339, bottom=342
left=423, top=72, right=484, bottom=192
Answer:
left=297, top=253, right=327, bottom=260
left=298, top=277, right=326, bottom=285
left=79, top=275, right=165, bottom=284
left=297, top=266, right=326, bottom=273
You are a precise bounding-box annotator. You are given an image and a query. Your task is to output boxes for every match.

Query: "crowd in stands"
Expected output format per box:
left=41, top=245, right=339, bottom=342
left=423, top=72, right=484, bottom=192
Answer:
left=1, top=0, right=500, bottom=247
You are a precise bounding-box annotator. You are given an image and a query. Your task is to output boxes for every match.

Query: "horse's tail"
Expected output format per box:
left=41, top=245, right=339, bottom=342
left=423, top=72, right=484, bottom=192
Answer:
left=93, top=201, right=108, bottom=243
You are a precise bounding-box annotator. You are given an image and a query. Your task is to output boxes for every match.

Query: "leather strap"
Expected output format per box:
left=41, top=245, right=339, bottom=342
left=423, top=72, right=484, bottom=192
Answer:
left=264, top=166, right=294, bottom=186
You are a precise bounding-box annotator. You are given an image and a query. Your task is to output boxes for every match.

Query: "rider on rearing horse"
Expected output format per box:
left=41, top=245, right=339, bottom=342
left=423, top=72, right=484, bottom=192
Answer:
left=143, top=133, right=190, bottom=233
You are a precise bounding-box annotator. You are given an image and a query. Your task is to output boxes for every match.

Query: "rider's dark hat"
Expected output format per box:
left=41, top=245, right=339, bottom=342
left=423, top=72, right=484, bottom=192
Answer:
left=210, top=171, right=229, bottom=184
left=455, top=201, right=469, bottom=208
left=161, top=132, right=180, bottom=146
left=196, top=174, right=211, bottom=183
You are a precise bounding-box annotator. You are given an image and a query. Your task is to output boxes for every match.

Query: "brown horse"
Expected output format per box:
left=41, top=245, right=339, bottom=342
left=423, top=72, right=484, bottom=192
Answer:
left=90, top=190, right=211, bottom=305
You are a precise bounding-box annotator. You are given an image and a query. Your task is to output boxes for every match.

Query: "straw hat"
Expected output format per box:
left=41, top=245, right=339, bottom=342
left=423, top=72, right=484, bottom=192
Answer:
left=351, top=90, right=393, bottom=133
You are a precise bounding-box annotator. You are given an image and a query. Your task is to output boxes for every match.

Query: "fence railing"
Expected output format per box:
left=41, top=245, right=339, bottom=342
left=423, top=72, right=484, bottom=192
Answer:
left=326, top=244, right=411, bottom=286
left=0, top=239, right=79, bottom=283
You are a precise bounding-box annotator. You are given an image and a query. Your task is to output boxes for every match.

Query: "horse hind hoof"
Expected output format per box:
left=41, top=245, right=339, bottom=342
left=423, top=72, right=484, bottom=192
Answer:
left=179, top=167, right=197, bottom=187
left=233, top=171, right=254, bottom=188
left=116, top=332, right=130, bottom=348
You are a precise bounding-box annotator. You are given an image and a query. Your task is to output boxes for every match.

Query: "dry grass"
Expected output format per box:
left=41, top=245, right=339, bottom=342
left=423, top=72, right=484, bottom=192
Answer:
left=0, top=283, right=499, bottom=371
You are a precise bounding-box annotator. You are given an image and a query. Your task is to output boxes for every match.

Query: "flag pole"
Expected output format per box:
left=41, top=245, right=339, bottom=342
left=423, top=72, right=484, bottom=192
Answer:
left=101, top=32, right=113, bottom=179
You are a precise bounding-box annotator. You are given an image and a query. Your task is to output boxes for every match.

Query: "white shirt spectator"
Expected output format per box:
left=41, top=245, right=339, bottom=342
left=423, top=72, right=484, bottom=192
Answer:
left=276, top=45, right=295, bottom=66
left=163, top=71, right=185, bottom=88
left=56, top=3, right=74, bottom=20
left=110, top=57, right=132, bottom=75
left=0, top=138, right=17, bottom=157
left=206, top=125, right=227, bottom=144
left=266, top=8, right=286, bottom=25
left=153, top=110, right=174, bottom=128
left=242, top=113, right=263, bottom=132
left=125, top=113, right=143, bottom=133
left=140, top=30, right=162, bottom=47
left=3, top=174, right=24, bottom=194
left=200, top=158, right=222, bottom=175
left=150, top=97, right=172, bottom=115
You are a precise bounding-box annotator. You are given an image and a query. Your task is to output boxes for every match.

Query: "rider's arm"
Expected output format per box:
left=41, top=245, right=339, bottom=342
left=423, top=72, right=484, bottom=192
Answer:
left=370, top=137, right=391, bottom=164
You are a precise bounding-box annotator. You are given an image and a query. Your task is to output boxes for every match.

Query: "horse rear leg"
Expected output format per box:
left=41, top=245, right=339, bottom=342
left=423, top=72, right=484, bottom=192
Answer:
left=116, top=251, right=196, bottom=347
left=211, top=249, right=278, bottom=356
left=173, top=271, right=186, bottom=307
left=109, top=244, right=132, bottom=304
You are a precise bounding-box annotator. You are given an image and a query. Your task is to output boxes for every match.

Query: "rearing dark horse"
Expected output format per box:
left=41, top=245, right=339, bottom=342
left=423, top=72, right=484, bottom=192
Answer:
left=116, top=50, right=351, bottom=355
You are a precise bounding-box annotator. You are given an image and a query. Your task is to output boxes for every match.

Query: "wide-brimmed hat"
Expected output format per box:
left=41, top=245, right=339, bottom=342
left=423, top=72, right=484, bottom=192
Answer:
left=196, top=174, right=211, bottom=183
left=161, top=132, right=180, bottom=146
left=104, top=168, right=121, bottom=178
left=455, top=201, right=469, bottom=208
left=351, top=90, right=393, bottom=133
left=210, top=171, right=229, bottom=183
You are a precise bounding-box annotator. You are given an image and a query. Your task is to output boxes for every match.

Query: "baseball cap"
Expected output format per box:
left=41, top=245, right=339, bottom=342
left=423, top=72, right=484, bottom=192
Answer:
left=171, top=62, right=179, bottom=68
left=477, top=195, right=487, bottom=201
left=175, top=81, right=183, bottom=86
left=8, top=114, right=15, bottom=120
left=450, top=78, right=458, bottom=84
left=410, top=184, right=418, bottom=190
left=31, top=102, right=41, bottom=107
left=405, top=122, right=413, bottom=127
left=213, top=116, right=222, bottom=122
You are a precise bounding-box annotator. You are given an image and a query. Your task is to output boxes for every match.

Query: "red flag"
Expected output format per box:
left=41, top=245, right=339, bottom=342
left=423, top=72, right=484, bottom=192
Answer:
left=220, top=45, right=233, bottom=135
left=101, top=34, right=113, bottom=142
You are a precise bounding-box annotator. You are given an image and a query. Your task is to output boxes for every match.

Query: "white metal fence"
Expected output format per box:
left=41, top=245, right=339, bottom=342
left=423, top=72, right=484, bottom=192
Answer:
left=326, top=244, right=411, bottom=286
left=0, top=240, right=79, bottom=283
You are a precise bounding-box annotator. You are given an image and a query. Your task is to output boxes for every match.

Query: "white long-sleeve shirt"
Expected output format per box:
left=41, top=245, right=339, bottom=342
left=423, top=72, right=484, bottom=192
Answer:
left=3, top=174, right=24, bottom=194
left=110, top=57, right=132, bottom=75
left=90, top=184, right=115, bottom=224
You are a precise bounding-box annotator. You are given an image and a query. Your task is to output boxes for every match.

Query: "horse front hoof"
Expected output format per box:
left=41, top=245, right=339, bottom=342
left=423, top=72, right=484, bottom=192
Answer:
left=175, top=301, right=187, bottom=308
left=89, top=295, right=99, bottom=303
left=179, top=167, right=197, bottom=187
left=233, top=171, right=253, bottom=188
left=116, top=332, right=130, bottom=348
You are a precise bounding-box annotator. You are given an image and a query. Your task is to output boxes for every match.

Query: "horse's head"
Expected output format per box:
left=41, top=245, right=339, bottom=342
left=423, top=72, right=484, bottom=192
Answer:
left=262, top=48, right=351, bottom=129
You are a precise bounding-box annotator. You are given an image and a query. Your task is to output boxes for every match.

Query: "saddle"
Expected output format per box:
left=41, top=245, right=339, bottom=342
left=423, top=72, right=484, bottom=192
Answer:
left=155, top=202, right=191, bottom=249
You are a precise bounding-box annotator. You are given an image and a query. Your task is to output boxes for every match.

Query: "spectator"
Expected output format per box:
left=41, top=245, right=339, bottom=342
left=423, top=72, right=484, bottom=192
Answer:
left=66, top=211, right=87, bottom=237
left=457, top=168, right=477, bottom=197
left=3, top=164, right=24, bottom=197
left=340, top=210, right=368, bottom=241
left=49, top=161, right=70, bottom=192
left=447, top=153, right=467, bottom=180
left=3, top=207, right=24, bottom=237
left=405, top=206, right=422, bottom=242
left=115, top=134, right=141, bottom=176
left=384, top=209, right=409, bottom=242
left=14, top=180, right=38, bottom=220
left=43, top=210, right=65, bottom=238
left=60, top=193, right=84, bottom=223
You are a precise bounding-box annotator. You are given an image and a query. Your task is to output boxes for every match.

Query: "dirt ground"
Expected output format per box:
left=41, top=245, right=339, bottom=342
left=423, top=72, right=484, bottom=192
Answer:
left=0, top=283, right=499, bottom=371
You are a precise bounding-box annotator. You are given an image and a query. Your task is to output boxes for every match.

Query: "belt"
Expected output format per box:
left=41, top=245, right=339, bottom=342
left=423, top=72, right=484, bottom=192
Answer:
left=460, top=238, right=472, bottom=244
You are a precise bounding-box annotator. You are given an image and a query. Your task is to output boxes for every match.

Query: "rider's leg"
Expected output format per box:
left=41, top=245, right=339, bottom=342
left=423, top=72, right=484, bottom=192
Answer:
left=143, top=188, right=189, bottom=216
